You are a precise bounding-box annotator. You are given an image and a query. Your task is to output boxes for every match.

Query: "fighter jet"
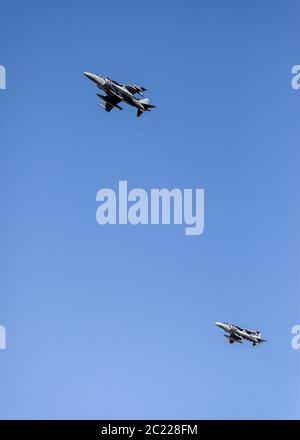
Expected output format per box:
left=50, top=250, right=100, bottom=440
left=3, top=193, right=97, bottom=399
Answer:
left=215, top=322, right=267, bottom=346
left=84, top=72, right=156, bottom=117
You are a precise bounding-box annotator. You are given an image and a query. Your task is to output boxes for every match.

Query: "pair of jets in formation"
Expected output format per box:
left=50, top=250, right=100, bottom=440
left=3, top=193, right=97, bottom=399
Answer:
left=215, top=322, right=267, bottom=346
left=84, top=72, right=266, bottom=348
left=84, top=72, right=156, bottom=117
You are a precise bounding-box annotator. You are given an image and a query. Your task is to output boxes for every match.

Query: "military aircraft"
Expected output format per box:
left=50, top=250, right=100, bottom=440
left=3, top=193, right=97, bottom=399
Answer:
left=215, top=322, right=267, bottom=346
left=84, top=72, right=156, bottom=117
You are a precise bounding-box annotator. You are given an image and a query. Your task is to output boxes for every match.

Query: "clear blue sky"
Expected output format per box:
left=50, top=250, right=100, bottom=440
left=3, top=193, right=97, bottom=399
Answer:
left=0, top=0, right=299, bottom=419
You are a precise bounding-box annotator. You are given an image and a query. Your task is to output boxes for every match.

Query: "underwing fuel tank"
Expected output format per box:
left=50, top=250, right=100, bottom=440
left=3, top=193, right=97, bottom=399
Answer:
left=224, top=334, right=242, bottom=343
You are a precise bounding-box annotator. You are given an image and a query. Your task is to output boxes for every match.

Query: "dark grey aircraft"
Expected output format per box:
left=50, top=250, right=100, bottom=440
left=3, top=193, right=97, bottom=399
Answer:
left=215, top=322, right=267, bottom=346
left=84, top=72, right=156, bottom=117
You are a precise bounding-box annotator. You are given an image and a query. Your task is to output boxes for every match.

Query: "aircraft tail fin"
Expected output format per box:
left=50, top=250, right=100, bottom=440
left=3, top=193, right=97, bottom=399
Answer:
left=139, top=98, right=149, bottom=105
left=136, top=98, right=156, bottom=117
left=256, top=332, right=267, bottom=343
left=144, top=103, right=156, bottom=109
left=139, top=98, right=156, bottom=110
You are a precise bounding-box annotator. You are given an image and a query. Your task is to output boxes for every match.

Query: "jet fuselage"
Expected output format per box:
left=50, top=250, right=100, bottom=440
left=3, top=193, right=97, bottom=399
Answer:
left=84, top=72, right=146, bottom=111
left=215, top=322, right=266, bottom=346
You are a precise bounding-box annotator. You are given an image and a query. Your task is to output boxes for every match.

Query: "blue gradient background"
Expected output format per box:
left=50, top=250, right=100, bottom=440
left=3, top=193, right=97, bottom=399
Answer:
left=0, top=0, right=299, bottom=419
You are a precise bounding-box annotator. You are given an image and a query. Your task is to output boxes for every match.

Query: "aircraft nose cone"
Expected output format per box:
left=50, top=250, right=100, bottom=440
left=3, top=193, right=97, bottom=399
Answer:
left=215, top=322, right=222, bottom=328
left=84, top=72, right=97, bottom=82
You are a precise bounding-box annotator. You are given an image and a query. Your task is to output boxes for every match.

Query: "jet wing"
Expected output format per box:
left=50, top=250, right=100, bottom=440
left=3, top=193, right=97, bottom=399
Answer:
left=245, top=329, right=261, bottom=335
left=97, top=93, right=123, bottom=112
left=107, top=77, right=122, bottom=87
left=224, top=333, right=242, bottom=343
left=230, top=333, right=242, bottom=341
left=236, top=325, right=259, bottom=335
left=103, top=102, right=114, bottom=112
left=235, top=325, right=244, bottom=331
left=107, top=77, right=147, bottom=95
left=102, top=101, right=115, bottom=112
left=122, top=84, right=147, bottom=95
